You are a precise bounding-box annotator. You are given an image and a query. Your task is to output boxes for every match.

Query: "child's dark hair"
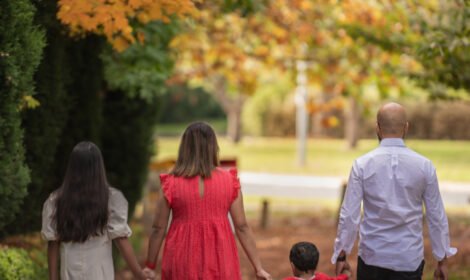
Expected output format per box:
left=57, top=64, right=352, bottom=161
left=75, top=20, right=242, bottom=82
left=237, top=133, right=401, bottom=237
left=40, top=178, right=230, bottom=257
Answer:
left=289, top=242, right=320, bottom=273
left=55, top=141, right=109, bottom=243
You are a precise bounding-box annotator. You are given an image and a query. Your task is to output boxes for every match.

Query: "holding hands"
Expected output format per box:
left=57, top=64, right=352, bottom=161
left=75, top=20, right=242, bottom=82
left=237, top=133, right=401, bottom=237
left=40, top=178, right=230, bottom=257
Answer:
left=434, top=258, right=448, bottom=280
left=142, top=267, right=156, bottom=280
left=256, top=268, right=273, bottom=280
left=335, top=251, right=352, bottom=277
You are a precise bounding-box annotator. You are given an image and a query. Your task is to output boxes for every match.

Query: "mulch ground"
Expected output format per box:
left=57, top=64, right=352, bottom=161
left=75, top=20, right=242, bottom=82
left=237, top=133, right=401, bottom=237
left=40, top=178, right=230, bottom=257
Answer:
left=117, top=212, right=470, bottom=280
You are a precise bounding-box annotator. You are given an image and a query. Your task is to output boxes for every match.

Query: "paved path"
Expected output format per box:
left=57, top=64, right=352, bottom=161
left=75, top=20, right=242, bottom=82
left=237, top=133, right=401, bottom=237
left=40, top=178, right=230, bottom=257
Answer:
left=239, top=172, right=470, bottom=207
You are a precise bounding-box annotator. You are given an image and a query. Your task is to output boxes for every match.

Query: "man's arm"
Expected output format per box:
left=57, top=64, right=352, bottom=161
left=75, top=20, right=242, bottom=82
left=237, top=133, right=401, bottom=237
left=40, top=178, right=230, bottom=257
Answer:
left=423, top=163, right=457, bottom=280
left=332, top=161, right=363, bottom=274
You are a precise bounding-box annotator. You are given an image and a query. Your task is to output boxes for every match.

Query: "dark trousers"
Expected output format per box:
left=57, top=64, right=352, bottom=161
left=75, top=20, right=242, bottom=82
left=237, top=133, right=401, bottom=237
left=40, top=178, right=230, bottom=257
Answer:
left=357, top=256, right=425, bottom=280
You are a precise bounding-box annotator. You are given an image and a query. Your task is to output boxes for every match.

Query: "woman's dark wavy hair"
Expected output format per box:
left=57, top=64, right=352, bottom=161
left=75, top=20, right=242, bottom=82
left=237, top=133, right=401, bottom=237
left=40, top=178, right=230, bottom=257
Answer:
left=171, top=122, right=219, bottom=178
left=289, top=241, right=320, bottom=273
left=54, top=141, right=109, bottom=243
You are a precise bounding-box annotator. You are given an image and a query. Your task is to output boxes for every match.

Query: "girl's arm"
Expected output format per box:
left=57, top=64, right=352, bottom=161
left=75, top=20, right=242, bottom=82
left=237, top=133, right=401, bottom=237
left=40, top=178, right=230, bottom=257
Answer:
left=114, top=237, right=147, bottom=279
left=230, top=190, right=272, bottom=280
left=146, top=192, right=171, bottom=270
left=47, top=241, right=60, bottom=280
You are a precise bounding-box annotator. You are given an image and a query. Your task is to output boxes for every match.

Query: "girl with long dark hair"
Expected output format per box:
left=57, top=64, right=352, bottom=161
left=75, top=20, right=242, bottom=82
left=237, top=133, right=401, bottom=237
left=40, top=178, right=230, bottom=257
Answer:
left=144, top=122, right=272, bottom=280
left=41, top=141, right=148, bottom=280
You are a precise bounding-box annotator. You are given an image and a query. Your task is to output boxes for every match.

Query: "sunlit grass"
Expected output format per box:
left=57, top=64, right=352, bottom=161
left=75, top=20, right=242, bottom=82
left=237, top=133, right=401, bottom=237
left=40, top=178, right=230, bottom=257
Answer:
left=154, top=137, right=470, bottom=182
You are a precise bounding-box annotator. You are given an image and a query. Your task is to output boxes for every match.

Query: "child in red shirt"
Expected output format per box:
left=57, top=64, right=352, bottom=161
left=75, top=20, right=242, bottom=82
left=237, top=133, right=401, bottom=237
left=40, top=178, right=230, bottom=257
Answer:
left=283, top=242, right=350, bottom=280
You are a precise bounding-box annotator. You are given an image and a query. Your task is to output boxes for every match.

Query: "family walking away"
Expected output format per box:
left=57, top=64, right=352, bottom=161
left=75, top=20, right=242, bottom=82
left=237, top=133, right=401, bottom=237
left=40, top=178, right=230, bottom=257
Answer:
left=42, top=102, right=456, bottom=280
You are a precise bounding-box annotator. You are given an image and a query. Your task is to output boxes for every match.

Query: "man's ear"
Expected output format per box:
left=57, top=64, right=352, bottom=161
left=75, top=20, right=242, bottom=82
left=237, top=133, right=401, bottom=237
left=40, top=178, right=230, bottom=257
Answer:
left=376, top=122, right=382, bottom=139
left=403, top=122, right=409, bottom=138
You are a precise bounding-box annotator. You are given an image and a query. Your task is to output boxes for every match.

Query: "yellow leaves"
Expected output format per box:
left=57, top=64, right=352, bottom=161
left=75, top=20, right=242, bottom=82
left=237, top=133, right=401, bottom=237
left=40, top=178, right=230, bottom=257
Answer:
left=254, top=45, right=270, bottom=57
left=111, top=37, right=131, bottom=52
left=20, top=95, right=40, bottom=110
left=307, top=97, right=344, bottom=115
left=136, top=31, right=146, bottom=44
left=57, top=0, right=197, bottom=51
left=340, top=0, right=386, bottom=27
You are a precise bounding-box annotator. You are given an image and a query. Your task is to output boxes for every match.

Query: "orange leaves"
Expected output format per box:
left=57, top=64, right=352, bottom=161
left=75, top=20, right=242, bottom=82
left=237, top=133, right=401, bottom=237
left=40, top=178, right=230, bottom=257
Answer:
left=307, top=97, right=344, bottom=115
left=57, top=0, right=198, bottom=51
left=340, top=0, right=386, bottom=27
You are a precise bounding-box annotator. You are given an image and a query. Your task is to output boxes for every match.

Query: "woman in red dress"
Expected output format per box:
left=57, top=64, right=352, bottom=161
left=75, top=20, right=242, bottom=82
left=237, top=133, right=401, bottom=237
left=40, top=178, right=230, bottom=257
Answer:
left=144, top=122, right=271, bottom=280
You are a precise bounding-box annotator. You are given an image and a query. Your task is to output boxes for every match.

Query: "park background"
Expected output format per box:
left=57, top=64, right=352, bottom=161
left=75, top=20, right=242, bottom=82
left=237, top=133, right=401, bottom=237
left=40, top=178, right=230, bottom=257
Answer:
left=1, top=0, right=469, bottom=279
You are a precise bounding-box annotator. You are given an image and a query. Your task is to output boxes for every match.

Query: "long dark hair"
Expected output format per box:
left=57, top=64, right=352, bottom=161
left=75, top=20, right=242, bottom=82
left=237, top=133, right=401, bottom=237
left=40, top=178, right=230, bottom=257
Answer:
left=171, top=122, right=219, bottom=178
left=54, top=141, right=109, bottom=243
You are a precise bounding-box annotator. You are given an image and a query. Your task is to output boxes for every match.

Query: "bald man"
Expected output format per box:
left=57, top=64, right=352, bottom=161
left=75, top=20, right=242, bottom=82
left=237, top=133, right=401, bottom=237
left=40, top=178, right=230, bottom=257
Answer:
left=331, top=103, right=457, bottom=280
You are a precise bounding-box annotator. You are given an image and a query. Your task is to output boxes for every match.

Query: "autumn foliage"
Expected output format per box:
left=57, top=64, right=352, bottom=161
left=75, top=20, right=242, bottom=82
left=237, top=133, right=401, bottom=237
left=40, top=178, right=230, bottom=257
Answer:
left=57, top=0, right=197, bottom=51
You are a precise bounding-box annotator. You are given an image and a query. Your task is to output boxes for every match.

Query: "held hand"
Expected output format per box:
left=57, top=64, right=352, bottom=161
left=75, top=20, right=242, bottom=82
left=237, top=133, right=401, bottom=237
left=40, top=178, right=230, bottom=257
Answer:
left=335, top=260, right=350, bottom=276
left=340, top=261, right=352, bottom=278
left=142, top=267, right=156, bottom=280
left=256, top=268, right=273, bottom=280
left=434, top=260, right=448, bottom=280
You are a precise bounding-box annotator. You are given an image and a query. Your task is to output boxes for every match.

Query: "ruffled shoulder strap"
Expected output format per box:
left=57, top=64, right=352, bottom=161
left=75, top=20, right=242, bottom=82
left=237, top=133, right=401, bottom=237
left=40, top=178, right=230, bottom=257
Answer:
left=159, top=173, right=173, bottom=205
left=41, top=193, right=58, bottom=241
left=228, top=168, right=241, bottom=202
left=107, top=188, right=132, bottom=239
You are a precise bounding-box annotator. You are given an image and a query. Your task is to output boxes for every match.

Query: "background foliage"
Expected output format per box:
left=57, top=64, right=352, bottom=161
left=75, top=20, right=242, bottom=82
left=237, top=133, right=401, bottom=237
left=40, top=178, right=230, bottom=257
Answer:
left=0, top=248, right=45, bottom=280
left=0, top=0, right=44, bottom=231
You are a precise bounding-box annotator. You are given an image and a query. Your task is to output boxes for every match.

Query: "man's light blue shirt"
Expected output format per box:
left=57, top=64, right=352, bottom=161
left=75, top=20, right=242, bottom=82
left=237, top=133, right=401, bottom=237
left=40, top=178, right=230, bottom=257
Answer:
left=332, top=138, right=457, bottom=271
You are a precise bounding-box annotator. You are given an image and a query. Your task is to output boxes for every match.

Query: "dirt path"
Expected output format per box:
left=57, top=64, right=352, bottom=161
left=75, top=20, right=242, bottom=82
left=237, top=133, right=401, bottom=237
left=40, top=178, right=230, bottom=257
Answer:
left=117, top=212, right=469, bottom=280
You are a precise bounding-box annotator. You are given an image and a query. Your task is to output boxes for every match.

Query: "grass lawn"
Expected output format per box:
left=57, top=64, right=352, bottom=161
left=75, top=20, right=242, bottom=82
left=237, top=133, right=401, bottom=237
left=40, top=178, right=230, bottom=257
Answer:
left=154, top=137, right=470, bottom=182
left=156, top=119, right=227, bottom=136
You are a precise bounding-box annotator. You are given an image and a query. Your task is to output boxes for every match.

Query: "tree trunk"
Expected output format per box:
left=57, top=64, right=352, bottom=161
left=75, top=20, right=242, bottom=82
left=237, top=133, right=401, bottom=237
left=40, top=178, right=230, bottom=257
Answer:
left=212, top=77, right=245, bottom=143
left=226, top=101, right=243, bottom=143
left=345, top=95, right=360, bottom=149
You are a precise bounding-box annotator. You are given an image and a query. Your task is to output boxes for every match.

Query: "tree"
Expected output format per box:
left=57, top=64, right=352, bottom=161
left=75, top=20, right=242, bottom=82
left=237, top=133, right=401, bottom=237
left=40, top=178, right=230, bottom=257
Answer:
left=2, top=0, right=74, bottom=235
left=2, top=1, right=187, bottom=236
left=414, top=0, right=470, bottom=95
left=57, top=0, right=197, bottom=51
left=101, top=21, right=179, bottom=216
left=170, top=2, right=287, bottom=142
left=171, top=0, right=414, bottom=147
left=260, top=0, right=413, bottom=148
left=340, top=0, right=470, bottom=96
left=0, top=0, right=44, bottom=231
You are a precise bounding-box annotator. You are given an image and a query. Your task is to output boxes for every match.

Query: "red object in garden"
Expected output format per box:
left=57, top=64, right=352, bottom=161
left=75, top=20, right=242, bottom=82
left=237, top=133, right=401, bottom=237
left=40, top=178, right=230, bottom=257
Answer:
left=220, top=158, right=237, bottom=169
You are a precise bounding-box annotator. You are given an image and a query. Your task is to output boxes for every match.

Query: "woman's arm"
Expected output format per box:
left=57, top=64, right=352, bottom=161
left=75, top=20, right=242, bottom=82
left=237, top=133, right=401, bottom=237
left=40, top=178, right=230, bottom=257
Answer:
left=230, top=190, right=272, bottom=280
left=146, top=191, right=171, bottom=270
left=47, top=241, right=60, bottom=280
left=114, top=237, right=147, bottom=279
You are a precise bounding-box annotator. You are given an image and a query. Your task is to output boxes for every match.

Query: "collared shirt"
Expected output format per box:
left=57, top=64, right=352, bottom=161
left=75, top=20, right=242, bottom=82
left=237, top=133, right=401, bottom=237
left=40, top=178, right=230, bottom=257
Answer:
left=332, top=138, right=457, bottom=271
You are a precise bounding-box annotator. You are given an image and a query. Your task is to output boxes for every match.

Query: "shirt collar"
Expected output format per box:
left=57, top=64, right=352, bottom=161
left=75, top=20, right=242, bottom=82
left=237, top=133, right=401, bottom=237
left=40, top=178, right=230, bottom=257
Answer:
left=380, top=138, right=406, bottom=147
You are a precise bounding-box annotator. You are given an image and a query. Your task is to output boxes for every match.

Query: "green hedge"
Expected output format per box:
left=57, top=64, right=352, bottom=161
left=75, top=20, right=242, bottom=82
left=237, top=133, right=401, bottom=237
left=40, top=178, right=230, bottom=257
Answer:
left=158, top=85, right=225, bottom=124
left=0, top=0, right=44, bottom=231
left=0, top=248, right=46, bottom=280
left=102, top=91, right=160, bottom=217
left=3, top=0, right=73, bottom=236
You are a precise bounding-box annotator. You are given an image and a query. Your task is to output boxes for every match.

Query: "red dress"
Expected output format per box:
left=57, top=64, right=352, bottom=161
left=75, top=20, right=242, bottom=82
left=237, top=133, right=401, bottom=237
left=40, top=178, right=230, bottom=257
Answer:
left=159, top=168, right=242, bottom=280
left=282, top=272, right=349, bottom=280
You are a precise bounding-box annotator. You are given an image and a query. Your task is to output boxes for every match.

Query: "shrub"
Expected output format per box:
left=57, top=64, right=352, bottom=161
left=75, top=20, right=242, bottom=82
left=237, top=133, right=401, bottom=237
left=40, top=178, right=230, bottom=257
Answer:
left=0, top=248, right=42, bottom=280
left=158, top=85, right=225, bottom=124
left=101, top=91, right=160, bottom=217
left=2, top=0, right=73, bottom=236
left=0, top=0, right=44, bottom=231
left=406, top=101, right=470, bottom=140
